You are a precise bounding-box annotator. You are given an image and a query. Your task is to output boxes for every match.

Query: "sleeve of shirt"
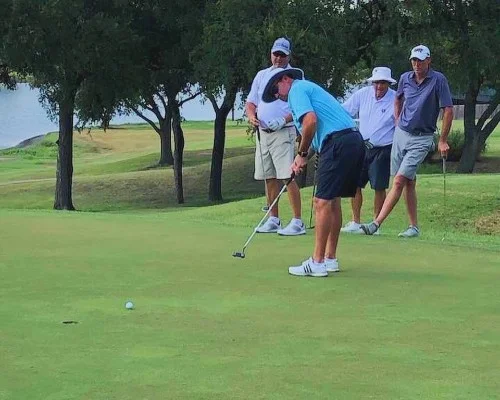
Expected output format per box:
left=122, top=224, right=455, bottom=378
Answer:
left=437, top=74, right=453, bottom=108
left=289, top=83, right=314, bottom=123
left=247, top=72, right=261, bottom=105
left=342, top=90, right=360, bottom=117
left=396, top=74, right=405, bottom=98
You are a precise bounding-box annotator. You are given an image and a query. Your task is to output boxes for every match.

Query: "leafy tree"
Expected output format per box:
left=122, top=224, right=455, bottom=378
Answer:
left=426, top=0, right=500, bottom=172
left=367, top=0, right=499, bottom=172
left=0, top=0, right=15, bottom=88
left=194, top=0, right=275, bottom=202
left=5, top=0, right=141, bottom=209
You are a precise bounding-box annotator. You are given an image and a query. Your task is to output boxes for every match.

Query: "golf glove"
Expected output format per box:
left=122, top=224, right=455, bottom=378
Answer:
left=267, top=117, right=286, bottom=131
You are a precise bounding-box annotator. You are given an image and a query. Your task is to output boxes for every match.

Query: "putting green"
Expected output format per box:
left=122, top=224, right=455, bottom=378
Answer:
left=1, top=209, right=499, bottom=399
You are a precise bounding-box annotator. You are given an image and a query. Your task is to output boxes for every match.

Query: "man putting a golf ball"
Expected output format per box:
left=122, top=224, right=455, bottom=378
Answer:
left=262, top=67, right=365, bottom=277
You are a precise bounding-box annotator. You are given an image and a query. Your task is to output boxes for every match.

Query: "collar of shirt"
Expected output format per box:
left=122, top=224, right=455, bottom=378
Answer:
left=371, top=86, right=393, bottom=102
left=409, top=68, right=435, bottom=84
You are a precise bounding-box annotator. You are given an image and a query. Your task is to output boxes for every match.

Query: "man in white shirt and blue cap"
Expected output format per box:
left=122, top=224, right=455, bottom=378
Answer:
left=341, top=67, right=397, bottom=235
left=245, top=37, right=305, bottom=236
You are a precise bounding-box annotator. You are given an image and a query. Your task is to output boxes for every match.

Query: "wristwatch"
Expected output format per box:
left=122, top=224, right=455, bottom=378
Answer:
left=298, top=151, right=308, bottom=158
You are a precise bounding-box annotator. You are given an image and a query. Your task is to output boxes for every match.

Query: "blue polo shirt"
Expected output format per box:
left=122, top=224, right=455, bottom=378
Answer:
left=288, top=80, right=355, bottom=151
left=396, top=69, right=453, bottom=135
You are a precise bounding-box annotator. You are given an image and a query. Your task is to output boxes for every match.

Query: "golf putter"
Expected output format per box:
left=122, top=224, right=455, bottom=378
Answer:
left=233, top=172, right=296, bottom=259
left=441, top=154, right=447, bottom=241
left=255, top=124, right=270, bottom=212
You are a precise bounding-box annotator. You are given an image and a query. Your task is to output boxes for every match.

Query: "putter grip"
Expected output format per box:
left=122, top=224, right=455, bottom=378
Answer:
left=255, top=126, right=261, bottom=142
left=286, top=172, right=296, bottom=185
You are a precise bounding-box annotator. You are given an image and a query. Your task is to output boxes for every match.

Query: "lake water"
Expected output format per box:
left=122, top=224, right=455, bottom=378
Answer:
left=0, top=84, right=243, bottom=149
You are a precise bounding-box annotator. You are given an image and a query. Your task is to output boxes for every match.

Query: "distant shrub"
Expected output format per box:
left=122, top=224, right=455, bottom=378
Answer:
left=426, top=129, right=487, bottom=162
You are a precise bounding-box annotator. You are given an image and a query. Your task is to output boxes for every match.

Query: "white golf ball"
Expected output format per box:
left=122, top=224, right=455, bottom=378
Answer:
left=125, top=301, right=134, bottom=310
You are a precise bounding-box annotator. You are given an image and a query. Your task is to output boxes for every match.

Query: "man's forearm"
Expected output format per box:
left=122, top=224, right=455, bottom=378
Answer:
left=394, top=97, right=403, bottom=121
left=245, top=102, right=257, bottom=120
left=440, top=107, right=454, bottom=142
left=297, top=112, right=317, bottom=153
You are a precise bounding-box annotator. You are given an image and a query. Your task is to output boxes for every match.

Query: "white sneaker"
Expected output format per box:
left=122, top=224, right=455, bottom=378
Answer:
left=340, top=221, right=363, bottom=234
left=256, top=217, right=281, bottom=233
left=288, top=257, right=328, bottom=277
left=325, top=258, right=340, bottom=273
left=398, top=225, right=420, bottom=238
left=277, top=218, right=306, bottom=236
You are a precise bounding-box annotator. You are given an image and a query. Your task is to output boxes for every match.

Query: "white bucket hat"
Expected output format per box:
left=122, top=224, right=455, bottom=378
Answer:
left=366, top=66, right=397, bottom=85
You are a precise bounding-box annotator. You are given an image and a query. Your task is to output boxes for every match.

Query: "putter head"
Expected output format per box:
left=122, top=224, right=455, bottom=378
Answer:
left=232, top=251, right=245, bottom=259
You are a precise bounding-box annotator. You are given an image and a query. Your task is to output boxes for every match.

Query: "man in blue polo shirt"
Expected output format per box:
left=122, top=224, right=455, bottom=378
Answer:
left=341, top=67, right=397, bottom=235
left=361, top=45, right=454, bottom=237
left=262, top=67, right=365, bottom=277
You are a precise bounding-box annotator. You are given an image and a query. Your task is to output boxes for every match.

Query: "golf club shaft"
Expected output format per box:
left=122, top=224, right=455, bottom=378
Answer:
left=442, top=155, right=447, bottom=240
left=241, top=172, right=296, bottom=254
left=443, top=156, right=446, bottom=208
left=255, top=125, right=269, bottom=206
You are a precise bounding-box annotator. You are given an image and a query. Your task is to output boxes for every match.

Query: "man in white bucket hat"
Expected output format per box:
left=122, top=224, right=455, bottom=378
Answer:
left=341, top=67, right=397, bottom=235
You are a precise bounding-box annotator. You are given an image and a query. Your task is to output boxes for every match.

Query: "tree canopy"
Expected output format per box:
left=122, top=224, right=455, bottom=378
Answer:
left=2, top=0, right=498, bottom=210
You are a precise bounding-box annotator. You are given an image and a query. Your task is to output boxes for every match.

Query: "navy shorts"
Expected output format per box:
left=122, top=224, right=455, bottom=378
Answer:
left=359, top=144, right=392, bottom=190
left=315, top=129, right=365, bottom=200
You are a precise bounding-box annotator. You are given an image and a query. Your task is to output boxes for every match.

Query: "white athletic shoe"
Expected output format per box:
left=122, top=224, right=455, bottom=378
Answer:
left=398, top=225, right=420, bottom=238
left=340, top=221, right=363, bottom=234
left=256, top=217, right=281, bottom=233
left=277, top=219, right=306, bottom=236
left=288, top=257, right=328, bottom=277
left=325, top=258, right=340, bottom=273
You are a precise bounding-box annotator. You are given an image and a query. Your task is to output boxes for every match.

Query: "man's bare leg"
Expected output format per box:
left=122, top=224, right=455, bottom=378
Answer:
left=324, top=198, right=342, bottom=260
left=285, top=180, right=302, bottom=219
left=375, top=174, right=410, bottom=226
left=351, top=188, right=362, bottom=223
left=403, top=179, right=418, bottom=226
left=266, top=178, right=281, bottom=218
left=312, top=198, right=334, bottom=263
left=373, top=189, right=386, bottom=219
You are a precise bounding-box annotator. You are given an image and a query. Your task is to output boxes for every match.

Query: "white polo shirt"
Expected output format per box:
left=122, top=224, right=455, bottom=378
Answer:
left=247, top=65, right=293, bottom=130
left=342, top=85, right=396, bottom=147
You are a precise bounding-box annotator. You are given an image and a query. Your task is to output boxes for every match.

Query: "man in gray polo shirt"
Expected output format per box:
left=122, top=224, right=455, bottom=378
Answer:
left=361, top=45, right=454, bottom=237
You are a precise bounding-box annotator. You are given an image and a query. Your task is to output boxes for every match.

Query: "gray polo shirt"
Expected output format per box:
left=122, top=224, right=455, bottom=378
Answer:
left=396, top=69, right=453, bottom=135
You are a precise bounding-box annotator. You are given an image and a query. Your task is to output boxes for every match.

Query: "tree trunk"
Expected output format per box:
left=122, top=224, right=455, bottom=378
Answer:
left=209, top=104, right=232, bottom=202
left=457, top=81, right=479, bottom=173
left=171, top=102, right=184, bottom=204
left=54, top=96, right=76, bottom=210
left=158, top=107, right=174, bottom=166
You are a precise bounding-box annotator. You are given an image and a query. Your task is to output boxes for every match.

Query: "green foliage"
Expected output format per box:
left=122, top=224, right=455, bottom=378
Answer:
left=426, top=129, right=488, bottom=162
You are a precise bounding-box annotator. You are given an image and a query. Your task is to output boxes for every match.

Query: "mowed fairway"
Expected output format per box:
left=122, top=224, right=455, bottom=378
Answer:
left=0, top=122, right=499, bottom=399
left=1, top=207, right=499, bottom=399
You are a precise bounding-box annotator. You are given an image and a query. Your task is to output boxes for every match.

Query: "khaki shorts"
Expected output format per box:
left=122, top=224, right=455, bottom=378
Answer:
left=254, top=126, right=296, bottom=180
left=391, top=126, right=434, bottom=180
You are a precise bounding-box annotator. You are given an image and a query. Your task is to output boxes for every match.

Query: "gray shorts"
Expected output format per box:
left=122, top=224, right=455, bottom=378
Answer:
left=254, top=126, right=296, bottom=180
left=391, top=126, right=434, bottom=180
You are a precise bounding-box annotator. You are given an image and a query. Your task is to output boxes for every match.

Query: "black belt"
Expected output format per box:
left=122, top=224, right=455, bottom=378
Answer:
left=324, top=127, right=358, bottom=143
left=401, top=127, right=434, bottom=137
left=261, top=125, right=294, bottom=133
